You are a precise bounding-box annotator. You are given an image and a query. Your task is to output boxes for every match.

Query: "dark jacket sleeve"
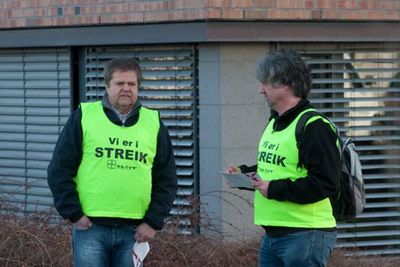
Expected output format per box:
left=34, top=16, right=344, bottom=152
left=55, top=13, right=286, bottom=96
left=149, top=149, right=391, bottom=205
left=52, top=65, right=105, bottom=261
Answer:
left=142, top=121, right=177, bottom=230
left=239, top=164, right=257, bottom=173
left=267, top=119, right=340, bottom=204
left=47, top=109, right=84, bottom=223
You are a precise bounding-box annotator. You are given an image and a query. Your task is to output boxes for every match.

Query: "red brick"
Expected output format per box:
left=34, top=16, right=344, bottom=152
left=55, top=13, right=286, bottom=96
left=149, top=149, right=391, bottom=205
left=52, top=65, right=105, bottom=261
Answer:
left=170, top=0, right=204, bottom=9
left=80, top=6, right=92, bottom=15
left=206, top=0, right=230, bottom=8
left=20, top=0, right=33, bottom=8
left=265, top=9, right=278, bottom=19
left=67, top=16, right=79, bottom=25
left=0, top=0, right=397, bottom=28
left=14, top=18, right=27, bottom=27
left=34, top=8, right=47, bottom=17
left=207, top=8, right=222, bottom=19
left=180, top=10, right=195, bottom=20
left=92, top=5, right=107, bottom=14
left=128, top=2, right=145, bottom=11
left=112, top=14, right=129, bottom=23
left=58, top=0, right=77, bottom=5
left=99, top=15, right=113, bottom=24
left=291, top=9, right=311, bottom=19
left=305, top=0, right=314, bottom=9
left=276, top=0, right=297, bottom=9
left=162, top=1, right=170, bottom=9
left=0, top=10, right=10, bottom=19
left=77, top=0, right=91, bottom=4
left=22, top=9, right=35, bottom=17
left=128, top=1, right=164, bottom=11
left=48, top=7, right=58, bottom=16
left=337, top=0, right=346, bottom=9
left=169, top=9, right=209, bottom=21
left=38, top=0, right=51, bottom=6
left=367, top=0, right=381, bottom=9
left=54, top=17, right=66, bottom=25
left=311, top=10, right=322, bottom=19
left=144, top=1, right=165, bottom=11
left=244, top=9, right=269, bottom=19
left=11, top=9, right=23, bottom=18
left=267, top=9, right=291, bottom=19
left=37, top=17, right=53, bottom=26
left=144, top=11, right=169, bottom=22
left=253, top=0, right=275, bottom=8
left=348, top=0, right=358, bottom=9
left=183, top=9, right=209, bottom=20
left=63, top=6, right=75, bottom=16
left=127, top=2, right=140, bottom=11
left=358, top=0, right=368, bottom=9
left=381, top=0, right=400, bottom=10
left=8, top=1, right=21, bottom=9
left=126, top=12, right=145, bottom=23
left=102, top=5, right=114, bottom=14
left=296, top=0, right=308, bottom=9
left=367, top=10, right=388, bottom=20
left=321, top=10, right=344, bottom=19
left=78, top=15, right=100, bottom=25
left=0, top=20, right=14, bottom=29
left=343, top=10, right=365, bottom=20
left=222, top=9, right=244, bottom=19
left=231, top=0, right=253, bottom=8
left=316, top=0, right=336, bottom=9
left=168, top=10, right=185, bottom=20
left=111, top=3, right=129, bottom=13
left=384, top=10, right=400, bottom=20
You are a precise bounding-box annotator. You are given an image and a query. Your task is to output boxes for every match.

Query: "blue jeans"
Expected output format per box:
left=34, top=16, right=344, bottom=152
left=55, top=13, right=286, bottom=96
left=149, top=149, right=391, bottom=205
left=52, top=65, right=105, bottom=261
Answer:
left=73, top=223, right=136, bottom=267
left=259, top=230, right=337, bottom=267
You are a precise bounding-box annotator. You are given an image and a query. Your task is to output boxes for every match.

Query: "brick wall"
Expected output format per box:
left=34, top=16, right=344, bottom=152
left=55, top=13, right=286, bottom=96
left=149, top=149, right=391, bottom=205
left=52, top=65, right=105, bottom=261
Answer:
left=0, top=0, right=399, bottom=29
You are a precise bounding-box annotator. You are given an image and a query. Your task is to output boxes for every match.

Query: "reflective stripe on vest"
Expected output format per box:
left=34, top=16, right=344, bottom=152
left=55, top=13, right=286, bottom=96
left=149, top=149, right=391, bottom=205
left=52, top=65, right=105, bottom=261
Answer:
left=255, top=109, right=336, bottom=228
left=75, top=101, right=159, bottom=219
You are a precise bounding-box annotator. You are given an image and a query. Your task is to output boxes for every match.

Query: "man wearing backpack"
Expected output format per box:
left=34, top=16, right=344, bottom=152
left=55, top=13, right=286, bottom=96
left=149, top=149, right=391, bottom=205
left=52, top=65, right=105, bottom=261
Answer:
left=227, top=49, right=340, bottom=267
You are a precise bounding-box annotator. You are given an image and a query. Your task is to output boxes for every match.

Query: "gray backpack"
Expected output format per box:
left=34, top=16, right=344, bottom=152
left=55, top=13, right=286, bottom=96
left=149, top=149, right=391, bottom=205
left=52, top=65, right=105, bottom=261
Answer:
left=296, top=110, right=366, bottom=222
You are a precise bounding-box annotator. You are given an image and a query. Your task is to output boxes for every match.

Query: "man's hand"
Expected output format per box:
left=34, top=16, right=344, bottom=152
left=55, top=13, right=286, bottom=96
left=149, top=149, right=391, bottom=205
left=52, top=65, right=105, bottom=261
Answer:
left=73, top=215, right=93, bottom=230
left=227, top=164, right=241, bottom=174
left=252, top=179, right=270, bottom=198
left=135, top=223, right=156, bottom=242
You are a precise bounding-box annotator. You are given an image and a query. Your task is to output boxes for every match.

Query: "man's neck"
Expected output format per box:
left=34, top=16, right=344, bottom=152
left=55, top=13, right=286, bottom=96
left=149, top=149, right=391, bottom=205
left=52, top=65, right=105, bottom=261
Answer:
left=114, top=106, right=132, bottom=115
left=275, top=97, right=302, bottom=116
left=112, top=105, right=132, bottom=115
left=110, top=105, right=133, bottom=124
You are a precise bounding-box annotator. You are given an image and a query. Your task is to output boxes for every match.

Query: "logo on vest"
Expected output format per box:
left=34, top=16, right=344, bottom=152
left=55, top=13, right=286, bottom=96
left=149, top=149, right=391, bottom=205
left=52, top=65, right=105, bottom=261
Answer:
left=96, top=137, right=148, bottom=170
left=258, top=141, right=286, bottom=167
left=107, top=160, right=117, bottom=169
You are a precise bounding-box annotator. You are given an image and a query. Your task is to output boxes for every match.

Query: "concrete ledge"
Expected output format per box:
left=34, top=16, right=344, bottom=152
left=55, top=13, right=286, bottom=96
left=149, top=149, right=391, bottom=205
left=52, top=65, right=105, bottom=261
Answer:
left=0, top=21, right=399, bottom=48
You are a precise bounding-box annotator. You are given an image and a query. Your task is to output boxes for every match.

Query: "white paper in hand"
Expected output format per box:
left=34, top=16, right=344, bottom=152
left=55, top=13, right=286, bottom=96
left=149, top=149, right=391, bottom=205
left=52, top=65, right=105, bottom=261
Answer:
left=220, top=172, right=254, bottom=189
left=132, top=241, right=150, bottom=267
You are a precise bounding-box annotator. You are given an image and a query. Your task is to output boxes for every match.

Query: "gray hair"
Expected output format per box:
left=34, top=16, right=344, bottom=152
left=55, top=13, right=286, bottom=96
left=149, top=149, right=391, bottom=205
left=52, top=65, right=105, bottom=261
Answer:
left=256, top=49, right=311, bottom=99
left=104, top=58, right=142, bottom=87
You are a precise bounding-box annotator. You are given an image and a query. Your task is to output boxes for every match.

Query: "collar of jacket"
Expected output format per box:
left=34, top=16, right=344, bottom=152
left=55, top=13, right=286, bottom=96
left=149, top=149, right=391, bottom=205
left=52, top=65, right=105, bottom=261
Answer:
left=101, top=93, right=143, bottom=127
left=271, top=99, right=313, bottom=131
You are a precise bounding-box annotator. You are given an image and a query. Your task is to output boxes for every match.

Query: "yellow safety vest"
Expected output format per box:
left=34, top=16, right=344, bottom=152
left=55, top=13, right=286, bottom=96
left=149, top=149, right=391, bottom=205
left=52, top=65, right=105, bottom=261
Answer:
left=255, top=109, right=336, bottom=228
left=75, top=101, right=159, bottom=219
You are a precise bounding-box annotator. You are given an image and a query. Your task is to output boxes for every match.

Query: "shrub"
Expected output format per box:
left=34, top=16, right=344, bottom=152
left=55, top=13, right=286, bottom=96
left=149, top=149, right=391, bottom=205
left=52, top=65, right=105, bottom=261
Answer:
left=0, top=193, right=399, bottom=266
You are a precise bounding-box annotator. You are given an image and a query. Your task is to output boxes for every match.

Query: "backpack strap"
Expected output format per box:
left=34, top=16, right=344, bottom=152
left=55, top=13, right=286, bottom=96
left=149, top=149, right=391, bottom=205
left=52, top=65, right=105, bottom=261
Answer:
left=295, top=110, right=322, bottom=170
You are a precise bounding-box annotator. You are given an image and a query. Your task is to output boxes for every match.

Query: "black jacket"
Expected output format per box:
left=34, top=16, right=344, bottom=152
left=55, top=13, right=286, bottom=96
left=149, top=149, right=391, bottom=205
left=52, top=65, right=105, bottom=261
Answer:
left=240, top=99, right=340, bottom=203
left=47, top=98, right=177, bottom=230
left=239, top=99, right=340, bottom=235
